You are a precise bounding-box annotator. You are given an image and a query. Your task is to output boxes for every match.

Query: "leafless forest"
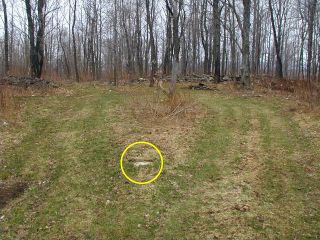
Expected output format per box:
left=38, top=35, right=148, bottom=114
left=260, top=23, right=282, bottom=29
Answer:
left=0, top=0, right=319, bottom=95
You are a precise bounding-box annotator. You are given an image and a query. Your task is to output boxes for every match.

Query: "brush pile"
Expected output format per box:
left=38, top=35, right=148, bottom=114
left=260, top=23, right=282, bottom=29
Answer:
left=188, top=83, right=217, bottom=91
left=0, top=76, right=59, bottom=89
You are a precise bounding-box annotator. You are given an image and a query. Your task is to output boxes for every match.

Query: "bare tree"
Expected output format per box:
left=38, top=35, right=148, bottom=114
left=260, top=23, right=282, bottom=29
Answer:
left=200, top=0, right=210, bottom=74
left=166, top=0, right=184, bottom=96
left=228, top=0, right=251, bottom=88
left=2, top=0, right=9, bottom=75
left=212, top=0, right=221, bottom=82
left=121, top=0, right=134, bottom=82
left=135, top=0, right=143, bottom=76
left=229, top=0, right=237, bottom=77
left=25, top=0, right=46, bottom=78
left=251, top=0, right=262, bottom=75
left=307, top=0, right=317, bottom=83
left=113, top=0, right=118, bottom=85
left=146, top=0, right=158, bottom=87
left=268, top=0, right=288, bottom=79
left=59, top=29, right=70, bottom=78
left=163, top=8, right=173, bottom=75
left=72, top=0, right=79, bottom=82
left=241, top=0, right=251, bottom=88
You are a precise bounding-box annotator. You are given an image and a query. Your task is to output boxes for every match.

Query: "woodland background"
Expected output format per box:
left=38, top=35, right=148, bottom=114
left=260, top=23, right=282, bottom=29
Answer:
left=0, top=0, right=319, bottom=97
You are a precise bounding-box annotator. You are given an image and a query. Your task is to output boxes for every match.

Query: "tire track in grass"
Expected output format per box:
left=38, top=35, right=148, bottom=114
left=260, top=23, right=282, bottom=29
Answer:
left=154, top=96, right=267, bottom=239
left=255, top=105, right=320, bottom=239
left=37, top=91, right=122, bottom=239
left=194, top=104, right=265, bottom=240
left=91, top=87, right=215, bottom=239
left=287, top=116, right=320, bottom=237
left=257, top=108, right=306, bottom=238
left=0, top=94, right=90, bottom=239
left=1, top=86, right=122, bottom=239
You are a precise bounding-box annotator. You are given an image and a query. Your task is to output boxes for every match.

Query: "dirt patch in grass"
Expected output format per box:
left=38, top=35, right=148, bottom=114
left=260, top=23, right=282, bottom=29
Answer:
left=0, top=180, right=28, bottom=208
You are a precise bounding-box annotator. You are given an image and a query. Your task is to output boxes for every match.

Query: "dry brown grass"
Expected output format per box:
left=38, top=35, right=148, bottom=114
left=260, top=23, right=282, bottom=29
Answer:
left=0, top=83, right=71, bottom=121
left=6, top=66, right=29, bottom=77
left=0, top=85, right=16, bottom=117
left=111, top=87, right=207, bottom=170
left=255, top=75, right=320, bottom=106
left=42, top=70, right=66, bottom=82
left=129, top=90, right=200, bottom=123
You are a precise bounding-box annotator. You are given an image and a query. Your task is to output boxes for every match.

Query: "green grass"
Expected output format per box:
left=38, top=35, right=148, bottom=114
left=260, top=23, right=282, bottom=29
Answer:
left=0, top=84, right=319, bottom=239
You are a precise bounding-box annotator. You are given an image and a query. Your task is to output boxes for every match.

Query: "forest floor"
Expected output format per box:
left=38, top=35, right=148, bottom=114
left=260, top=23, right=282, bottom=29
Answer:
left=0, top=83, right=320, bottom=239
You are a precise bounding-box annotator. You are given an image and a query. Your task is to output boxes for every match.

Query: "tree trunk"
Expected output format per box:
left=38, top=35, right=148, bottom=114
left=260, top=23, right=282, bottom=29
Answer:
left=241, top=0, right=251, bottom=89
left=163, top=10, right=173, bottom=75
left=230, top=0, right=237, bottom=77
left=268, top=0, right=283, bottom=79
left=200, top=0, right=210, bottom=74
left=2, top=0, right=9, bottom=74
left=212, top=0, right=221, bottom=82
left=135, top=0, right=143, bottom=76
left=25, top=0, right=46, bottom=78
left=121, top=0, right=134, bottom=82
left=191, top=0, right=198, bottom=73
left=221, top=5, right=227, bottom=76
left=166, top=0, right=183, bottom=97
left=113, top=0, right=118, bottom=85
left=307, top=0, right=317, bottom=83
left=72, top=0, right=79, bottom=82
left=59, top=31, right=70, bottom=78
left=146, top=0, right=158, bottom=87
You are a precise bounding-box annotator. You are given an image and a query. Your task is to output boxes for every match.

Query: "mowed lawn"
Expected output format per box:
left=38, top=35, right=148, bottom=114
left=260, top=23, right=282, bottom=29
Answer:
left=0, top=83, right=319, bottom=239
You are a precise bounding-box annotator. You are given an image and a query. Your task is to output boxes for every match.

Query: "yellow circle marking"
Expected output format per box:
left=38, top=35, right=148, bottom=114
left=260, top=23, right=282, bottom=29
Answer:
left=120, top=141, right=164, bottom=185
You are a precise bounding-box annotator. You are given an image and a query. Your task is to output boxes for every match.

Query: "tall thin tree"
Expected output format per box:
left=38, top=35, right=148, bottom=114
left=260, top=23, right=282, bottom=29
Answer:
left=166, top=0, right=184, bottom=96
left=212, top=0, right=221, bottom=82
left=307, top=0, right=317, bottom=83
left=241, top=0, right=251, bottom=88
left=268, top=0, right=284, bottom=79
left=72, top=0, right=79, bottom=82
left=146, top=0, right=158, bottom=87
left=2, top=0, right=9, bottom=74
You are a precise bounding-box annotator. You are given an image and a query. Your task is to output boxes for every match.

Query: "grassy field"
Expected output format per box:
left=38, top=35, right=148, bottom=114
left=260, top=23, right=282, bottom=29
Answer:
left=0, top=83, right=320, bottom=239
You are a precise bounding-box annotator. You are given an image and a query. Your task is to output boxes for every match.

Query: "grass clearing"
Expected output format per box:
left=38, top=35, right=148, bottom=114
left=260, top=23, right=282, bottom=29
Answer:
left=0, top=83, right=319, bottom=239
